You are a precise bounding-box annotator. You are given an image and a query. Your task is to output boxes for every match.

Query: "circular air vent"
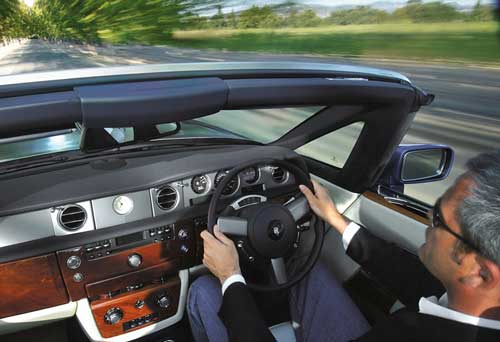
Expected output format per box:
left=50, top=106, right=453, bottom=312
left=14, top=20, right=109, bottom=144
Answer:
left=271, top=166, right=288, bottom=183
left=156, top=186, right=179, bottom=211
left=59, top=205, right=87, bottom=231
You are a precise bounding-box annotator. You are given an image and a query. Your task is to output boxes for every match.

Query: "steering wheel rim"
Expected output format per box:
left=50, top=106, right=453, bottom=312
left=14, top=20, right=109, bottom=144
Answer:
left=207, top=158, right=325, bottom=292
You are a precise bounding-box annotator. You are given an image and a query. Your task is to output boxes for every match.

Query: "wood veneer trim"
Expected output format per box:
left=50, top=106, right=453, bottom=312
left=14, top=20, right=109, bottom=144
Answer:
left=0, top=253, right=69, bottom=318
left=85, top=259, right=180, bottom=298
left=362, top=191, right=429, bottom=225
left=90, top=278, right=181, bottom=338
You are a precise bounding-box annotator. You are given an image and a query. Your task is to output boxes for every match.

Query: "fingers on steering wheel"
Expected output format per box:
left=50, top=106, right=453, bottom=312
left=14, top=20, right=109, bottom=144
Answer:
left=213, top=225, right=231, bottom=245
left=200, top=230, right=219, bottom=246
left=299, top=184, right=316, bottom=202
left=311, top=179, right=322, bottom=194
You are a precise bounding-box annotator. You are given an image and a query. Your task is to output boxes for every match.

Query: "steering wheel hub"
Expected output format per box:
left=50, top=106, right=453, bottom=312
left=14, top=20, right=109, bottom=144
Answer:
left=246, top=203, right=297, bottom=259
left=268, top=220, right=285, bottom=241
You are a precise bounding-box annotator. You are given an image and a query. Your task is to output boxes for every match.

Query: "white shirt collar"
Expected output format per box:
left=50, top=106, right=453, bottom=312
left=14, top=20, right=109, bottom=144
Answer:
left=419, top=293, right=500, bottom=330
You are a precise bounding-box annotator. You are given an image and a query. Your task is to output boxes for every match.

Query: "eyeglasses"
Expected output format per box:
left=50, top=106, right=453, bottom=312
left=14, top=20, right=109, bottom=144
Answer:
left=430, top=198, right=480, bottom=253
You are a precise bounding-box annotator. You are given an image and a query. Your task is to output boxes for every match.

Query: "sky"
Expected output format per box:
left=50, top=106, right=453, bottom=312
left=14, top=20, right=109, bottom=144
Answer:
left=23, top=0, right=35, bottom=7
left=301, top=0, right=493, bottom=5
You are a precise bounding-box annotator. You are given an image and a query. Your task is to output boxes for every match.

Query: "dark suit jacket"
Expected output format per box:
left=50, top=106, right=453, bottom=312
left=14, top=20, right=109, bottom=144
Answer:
left=218, top=228, right=500, bottom=341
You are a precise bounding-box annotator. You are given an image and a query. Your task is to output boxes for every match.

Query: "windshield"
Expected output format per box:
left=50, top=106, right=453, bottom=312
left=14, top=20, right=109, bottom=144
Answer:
left=1, top=0, right=500, bottom=205
left=0, top=107, right=322, bottom=162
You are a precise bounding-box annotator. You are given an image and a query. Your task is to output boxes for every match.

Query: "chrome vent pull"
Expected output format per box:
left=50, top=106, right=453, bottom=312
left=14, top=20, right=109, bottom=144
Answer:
left=59, top=205, right=87, bottom=231
left=156, top=186, right=179, bottom=211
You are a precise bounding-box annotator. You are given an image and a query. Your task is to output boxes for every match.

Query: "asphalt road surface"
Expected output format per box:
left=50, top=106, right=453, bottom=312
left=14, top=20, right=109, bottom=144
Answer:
left=1, top=39, right=500, bottom=204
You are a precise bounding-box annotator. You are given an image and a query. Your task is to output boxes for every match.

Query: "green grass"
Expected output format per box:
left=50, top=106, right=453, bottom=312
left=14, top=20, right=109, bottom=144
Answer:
left=169, top=22, right=500, bottom=64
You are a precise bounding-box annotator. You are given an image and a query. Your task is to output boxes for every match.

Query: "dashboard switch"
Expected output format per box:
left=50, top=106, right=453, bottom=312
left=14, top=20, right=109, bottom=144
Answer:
left=156, top=292, right=171, bottom=309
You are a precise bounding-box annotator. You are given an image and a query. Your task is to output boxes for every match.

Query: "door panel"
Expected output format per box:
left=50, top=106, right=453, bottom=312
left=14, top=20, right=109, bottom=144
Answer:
left=314, top=177, right=428, bottom=283
left=345, top=192, right=427, bottom=255
left=312, top=176, right=361, bottom=283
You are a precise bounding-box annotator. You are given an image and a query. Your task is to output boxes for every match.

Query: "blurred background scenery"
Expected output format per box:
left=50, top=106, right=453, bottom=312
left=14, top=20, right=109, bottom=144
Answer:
left=0, top=0, right=499, bottom=204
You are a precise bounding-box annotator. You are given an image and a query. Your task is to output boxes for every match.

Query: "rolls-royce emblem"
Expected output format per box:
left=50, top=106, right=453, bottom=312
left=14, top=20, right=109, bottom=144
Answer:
left=268, top=220, right=285, bottom=241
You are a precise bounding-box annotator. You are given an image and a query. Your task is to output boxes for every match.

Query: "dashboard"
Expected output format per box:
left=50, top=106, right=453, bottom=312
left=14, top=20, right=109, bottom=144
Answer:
left=0, top=145, right=301, bottom=341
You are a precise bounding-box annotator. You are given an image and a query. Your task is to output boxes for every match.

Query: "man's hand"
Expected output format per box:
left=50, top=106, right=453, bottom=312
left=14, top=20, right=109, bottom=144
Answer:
left=200, top=225, right=241, bottom=285
left=299, top=179, right=350, bottom=234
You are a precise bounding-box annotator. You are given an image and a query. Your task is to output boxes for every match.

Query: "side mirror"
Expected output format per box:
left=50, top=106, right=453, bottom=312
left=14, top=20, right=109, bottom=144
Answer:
left=379, top=144, right=454, bottom=192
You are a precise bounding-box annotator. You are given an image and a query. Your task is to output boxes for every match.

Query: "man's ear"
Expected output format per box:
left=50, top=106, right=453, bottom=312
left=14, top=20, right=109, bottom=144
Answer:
left=479, top=257, right=500, bottom=290
left=458, top=255, right=500, bottom=289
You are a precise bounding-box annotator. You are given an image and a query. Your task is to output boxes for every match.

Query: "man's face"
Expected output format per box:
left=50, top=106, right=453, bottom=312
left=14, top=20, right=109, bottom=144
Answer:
left=418, top=176, right=473, bottom=286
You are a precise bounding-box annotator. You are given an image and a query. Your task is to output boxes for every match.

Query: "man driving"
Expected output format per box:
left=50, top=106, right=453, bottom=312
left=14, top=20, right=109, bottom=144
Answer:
left=187, top=152, right=500, bottom=341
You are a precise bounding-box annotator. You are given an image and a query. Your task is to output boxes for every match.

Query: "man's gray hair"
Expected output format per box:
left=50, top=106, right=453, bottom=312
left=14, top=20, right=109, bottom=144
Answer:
left=458, top=151, right=500, bottom=265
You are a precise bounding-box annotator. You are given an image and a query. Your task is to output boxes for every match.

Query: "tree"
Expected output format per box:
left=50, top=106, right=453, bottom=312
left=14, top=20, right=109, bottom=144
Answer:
left=0, top=0, right=26, bottom=41
left=238, top=6, right=281, bottom=29
left=328, top=6, right=389, bottom=25
left=210, top=5, right=226, bottom=28
left=393, top=1, right=462, bottom=23
left=469, top=1, right=495, bottom=21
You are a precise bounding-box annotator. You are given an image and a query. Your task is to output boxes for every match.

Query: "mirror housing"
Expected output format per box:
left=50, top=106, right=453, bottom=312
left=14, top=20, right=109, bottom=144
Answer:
left=379, top=144, right=454, bottom=193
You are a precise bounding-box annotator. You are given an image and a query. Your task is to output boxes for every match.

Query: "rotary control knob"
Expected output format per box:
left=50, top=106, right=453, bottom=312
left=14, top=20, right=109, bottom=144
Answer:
left=127, top=253, right=142, bottom=268
left=178, top=228, right=188, bottom=240
left=104, top=307, right=123, bottom=325
left=156, top=292, right=171, bottom=309
left=66, top=255, right=81, bottom=270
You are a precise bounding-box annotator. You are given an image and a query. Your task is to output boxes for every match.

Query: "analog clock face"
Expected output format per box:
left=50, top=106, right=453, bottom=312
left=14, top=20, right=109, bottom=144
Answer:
left=191, top=175, right=209, bottom=194
left=112, top=195, right=134, bottom=215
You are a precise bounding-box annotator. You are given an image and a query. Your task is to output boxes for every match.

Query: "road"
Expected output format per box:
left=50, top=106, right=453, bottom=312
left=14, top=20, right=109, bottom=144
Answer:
left=1, top=39, right=500, bottom=204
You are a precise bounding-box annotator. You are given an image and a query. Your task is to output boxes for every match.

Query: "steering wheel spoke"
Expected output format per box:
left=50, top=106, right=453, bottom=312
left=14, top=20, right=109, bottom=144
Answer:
left=285, top=195, right=310, bottom=222
left=217, top=216, right=248, bottom=236
left=270, top=258, right=288, bottom=285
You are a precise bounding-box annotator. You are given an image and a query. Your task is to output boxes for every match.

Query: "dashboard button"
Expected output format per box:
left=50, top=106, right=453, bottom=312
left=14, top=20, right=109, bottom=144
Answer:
left=156, top=292, right=171, bottom=309
left=135, top=299, right=145, bottom=309
left=66, top=255, right=81, bottom=270
left=73, top=273, right=84, bottom=282
left=178, top=229, right=188, bottom=240
left=104, top=307, right=123, bottom=325
left=128, top=253, right=142, bottom=268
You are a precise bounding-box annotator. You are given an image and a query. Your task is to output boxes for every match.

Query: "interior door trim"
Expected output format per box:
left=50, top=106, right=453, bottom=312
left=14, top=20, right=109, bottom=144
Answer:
left=362, top=191, right=429, bottom=225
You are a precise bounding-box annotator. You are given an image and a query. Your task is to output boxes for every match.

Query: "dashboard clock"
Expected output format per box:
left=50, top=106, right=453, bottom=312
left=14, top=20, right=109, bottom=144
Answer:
left=112, top=195, right=134, bottom=215
left=191, top=175, right=210, bottom=194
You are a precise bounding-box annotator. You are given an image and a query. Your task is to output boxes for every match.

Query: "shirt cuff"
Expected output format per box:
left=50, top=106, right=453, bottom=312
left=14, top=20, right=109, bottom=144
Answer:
left=342, top=222, right=361, bottom=250
left=222, top=274, right=246, bottom=295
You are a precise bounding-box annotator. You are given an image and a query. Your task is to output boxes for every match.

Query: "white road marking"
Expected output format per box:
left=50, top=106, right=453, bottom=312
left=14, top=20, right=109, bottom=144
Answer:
left=195, top=56, right=226, bottom=62
left=429, top=107, right=500, bottom=124
left=457, top=83, right=500, bottom=92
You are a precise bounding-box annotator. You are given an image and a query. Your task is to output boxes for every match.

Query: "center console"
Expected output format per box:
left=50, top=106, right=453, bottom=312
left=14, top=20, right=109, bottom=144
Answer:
left=56, top=218, right=203, bottom=339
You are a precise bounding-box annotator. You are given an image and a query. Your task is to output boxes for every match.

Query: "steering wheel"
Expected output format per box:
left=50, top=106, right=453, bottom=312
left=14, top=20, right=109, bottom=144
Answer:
left=207, top=159, right=325, bottom=292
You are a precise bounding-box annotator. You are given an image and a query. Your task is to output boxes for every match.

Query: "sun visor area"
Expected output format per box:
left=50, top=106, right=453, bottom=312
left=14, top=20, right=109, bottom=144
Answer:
left=0, top=92, right=81, bottom=139
left=75, top=78, right=228, bottom=128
